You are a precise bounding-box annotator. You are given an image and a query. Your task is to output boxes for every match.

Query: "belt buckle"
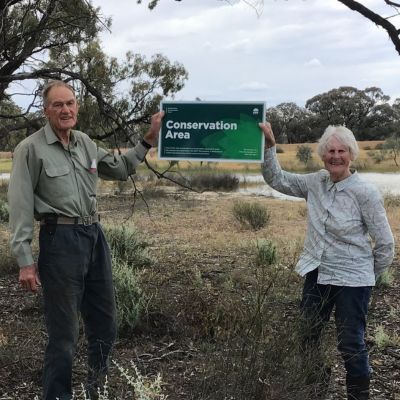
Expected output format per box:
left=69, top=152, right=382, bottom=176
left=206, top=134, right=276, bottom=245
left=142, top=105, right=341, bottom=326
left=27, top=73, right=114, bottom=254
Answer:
left=82, top=216, right=91, bottom=226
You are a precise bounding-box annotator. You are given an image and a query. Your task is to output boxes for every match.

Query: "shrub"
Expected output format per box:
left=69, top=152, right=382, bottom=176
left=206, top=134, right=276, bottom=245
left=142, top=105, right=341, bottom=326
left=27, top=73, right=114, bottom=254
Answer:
left=373, top=325, right=400, bottom=349
left=232, top=201, right=270, bottom=230
left=376, top=269, right=395, bottom=288
left=113, top=258, right=145, bottom=333
left=142, top=186, right=168, bottom=200
left=276, top=146, right=284, bottom=154
left=0, top=199, right=9, bottom=223
left=255, top=239, right=277, bottom=267
left=296, top=145, right=313, bottom=166
left=188, top=172, right=239, bottom=191
left=103, top=225, right=151, bottom=267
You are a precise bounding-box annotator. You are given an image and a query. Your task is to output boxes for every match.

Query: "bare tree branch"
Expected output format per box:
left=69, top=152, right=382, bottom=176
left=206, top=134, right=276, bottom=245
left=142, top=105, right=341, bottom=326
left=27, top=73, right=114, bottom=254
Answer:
left=337, top=0, right=400, bottom=56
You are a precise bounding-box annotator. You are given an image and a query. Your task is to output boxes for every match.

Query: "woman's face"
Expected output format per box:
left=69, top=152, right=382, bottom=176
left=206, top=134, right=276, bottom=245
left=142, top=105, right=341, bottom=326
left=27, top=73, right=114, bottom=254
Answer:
left=322, top=137, right=352, bottom=182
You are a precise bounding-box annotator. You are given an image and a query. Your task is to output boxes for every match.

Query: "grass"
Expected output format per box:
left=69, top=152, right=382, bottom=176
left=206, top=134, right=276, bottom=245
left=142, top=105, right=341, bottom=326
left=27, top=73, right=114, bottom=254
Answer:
left=1, top=166, right=399, bottom=399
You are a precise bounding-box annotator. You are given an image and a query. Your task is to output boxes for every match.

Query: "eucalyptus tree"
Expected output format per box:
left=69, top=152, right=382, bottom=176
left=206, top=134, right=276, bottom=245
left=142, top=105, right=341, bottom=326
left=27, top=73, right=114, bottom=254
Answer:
left=0, top=0, right=188, bottom=148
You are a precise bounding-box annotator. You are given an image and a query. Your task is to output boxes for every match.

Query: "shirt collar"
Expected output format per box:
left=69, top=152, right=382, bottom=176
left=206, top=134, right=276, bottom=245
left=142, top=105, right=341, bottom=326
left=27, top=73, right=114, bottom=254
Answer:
left=327, top=170, right=358, bottom=192
left=44, top=122, right=77, bottom=146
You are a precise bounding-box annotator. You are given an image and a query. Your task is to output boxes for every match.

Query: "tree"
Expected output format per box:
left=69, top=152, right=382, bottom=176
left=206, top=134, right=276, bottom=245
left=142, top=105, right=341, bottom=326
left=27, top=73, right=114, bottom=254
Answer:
left=383, top=133, right=400, bottom=167
left=305, top=86, right=394, bottom=140
left=296, top=144, right=313, bottom=166
left=0, top=0, right=188, bottom=148
left=266, top=103, right=314, bottom=144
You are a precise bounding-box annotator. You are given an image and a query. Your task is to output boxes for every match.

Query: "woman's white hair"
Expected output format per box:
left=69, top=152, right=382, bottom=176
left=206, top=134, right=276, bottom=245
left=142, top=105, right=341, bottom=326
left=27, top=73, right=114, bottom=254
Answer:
left=316, top=125, right=359, bottom=161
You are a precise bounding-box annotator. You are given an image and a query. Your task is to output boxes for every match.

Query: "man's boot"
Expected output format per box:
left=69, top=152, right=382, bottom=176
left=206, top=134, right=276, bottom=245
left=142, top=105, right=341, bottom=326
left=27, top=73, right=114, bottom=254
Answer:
left=346, top=375, right=370, bottom=400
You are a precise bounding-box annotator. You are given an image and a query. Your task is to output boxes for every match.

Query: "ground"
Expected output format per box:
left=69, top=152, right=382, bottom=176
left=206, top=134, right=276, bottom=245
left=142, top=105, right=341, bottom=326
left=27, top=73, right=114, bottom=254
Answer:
left=0, top=190, right=399, bottom=400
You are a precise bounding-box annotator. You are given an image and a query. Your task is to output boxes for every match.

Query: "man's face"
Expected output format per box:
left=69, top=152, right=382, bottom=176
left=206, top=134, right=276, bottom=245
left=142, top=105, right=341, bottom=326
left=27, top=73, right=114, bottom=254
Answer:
left=44, top=86, right=79, bottom=134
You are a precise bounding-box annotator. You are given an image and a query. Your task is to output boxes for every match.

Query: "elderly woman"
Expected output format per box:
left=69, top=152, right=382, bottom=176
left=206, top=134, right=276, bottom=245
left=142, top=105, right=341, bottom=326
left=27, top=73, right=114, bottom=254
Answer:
left=259, top=123, right=394, bottom=400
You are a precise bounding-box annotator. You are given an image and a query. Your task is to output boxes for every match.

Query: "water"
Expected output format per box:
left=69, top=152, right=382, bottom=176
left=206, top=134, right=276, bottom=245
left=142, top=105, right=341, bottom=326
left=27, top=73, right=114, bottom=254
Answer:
left=2, top=172, right=400, bottom=201
left=238, top=172, right=400, bottom=201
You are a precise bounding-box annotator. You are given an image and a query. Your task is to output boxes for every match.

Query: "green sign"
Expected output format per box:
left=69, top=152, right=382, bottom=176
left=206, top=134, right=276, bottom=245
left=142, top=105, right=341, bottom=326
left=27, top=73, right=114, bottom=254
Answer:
left=159, top=101, right=265, bottom=162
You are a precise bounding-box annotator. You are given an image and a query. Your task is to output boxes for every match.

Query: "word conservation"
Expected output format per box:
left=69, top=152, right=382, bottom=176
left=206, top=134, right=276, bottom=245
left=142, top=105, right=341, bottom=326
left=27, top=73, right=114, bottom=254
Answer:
left=164, top=120, right=238, bottom=139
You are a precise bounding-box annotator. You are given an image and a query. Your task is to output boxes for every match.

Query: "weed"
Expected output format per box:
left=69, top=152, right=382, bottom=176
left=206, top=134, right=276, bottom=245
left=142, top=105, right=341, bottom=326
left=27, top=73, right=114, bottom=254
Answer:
left=103, top=225, right=152, bottom=267
left=373, top=325, right=400, bottom=349
left=188, top=172, right=239, bottom=191
left=113, top=258, right=145, bottom=334
left=232, top=200, right=270, bottom=230
left=376, top=269, right=395, bottom=288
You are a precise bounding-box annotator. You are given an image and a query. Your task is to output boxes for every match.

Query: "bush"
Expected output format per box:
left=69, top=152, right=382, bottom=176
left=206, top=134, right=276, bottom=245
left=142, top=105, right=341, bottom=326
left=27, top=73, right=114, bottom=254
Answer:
left=276, top=146, right=284, bottom=154
left=296, top=145, right=313, bottom=166
left=113, top=258, right=145, bottom=333
left=142, top=186, right=168, bottom=200
left=376, top=269, right=395, bottom=288
left=232, top=201, right=270, bottom=230
left=255, top=239, right=277, bottom=267
left=103, top=225, right=151, bottom=267
left=188, top=172, right=239, bottom=191
left=0, top=199, right=9, bottom=223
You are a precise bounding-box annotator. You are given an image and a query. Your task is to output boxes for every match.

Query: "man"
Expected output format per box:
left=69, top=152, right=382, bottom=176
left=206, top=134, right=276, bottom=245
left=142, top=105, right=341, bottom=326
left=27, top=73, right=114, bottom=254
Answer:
left=8, top=80, right=163, bottom=400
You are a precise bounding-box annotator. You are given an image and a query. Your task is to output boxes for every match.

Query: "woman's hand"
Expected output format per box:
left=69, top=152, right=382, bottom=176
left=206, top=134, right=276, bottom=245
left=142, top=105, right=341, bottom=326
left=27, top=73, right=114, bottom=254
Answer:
left=259, top=122, right=276, bottom=149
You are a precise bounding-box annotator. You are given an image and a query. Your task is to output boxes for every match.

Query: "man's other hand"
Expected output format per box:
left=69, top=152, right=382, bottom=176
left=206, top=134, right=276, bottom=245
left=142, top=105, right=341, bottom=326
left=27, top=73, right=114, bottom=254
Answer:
left=19, top=264, right=41, bottom=292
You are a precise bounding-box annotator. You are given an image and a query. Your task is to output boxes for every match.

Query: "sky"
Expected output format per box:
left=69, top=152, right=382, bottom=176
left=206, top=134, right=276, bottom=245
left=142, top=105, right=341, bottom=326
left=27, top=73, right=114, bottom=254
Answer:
left=49, top=1, right=400, bottom=109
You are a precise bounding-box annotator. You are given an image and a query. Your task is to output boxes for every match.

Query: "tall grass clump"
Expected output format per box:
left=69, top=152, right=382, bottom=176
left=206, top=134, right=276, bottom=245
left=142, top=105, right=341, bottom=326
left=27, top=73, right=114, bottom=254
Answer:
left=103, top=225, right=151, bottom=267
left=113, top=258, right=145, bottom=333
left=232, top=200, right=270, bottom=230
left=374, top=325, right=400, bottom=349
left=375, top=268, right=395, bottom=288
left=188, top=172, right=239, bottom=191
left=104, top=225, right=152, bottom=334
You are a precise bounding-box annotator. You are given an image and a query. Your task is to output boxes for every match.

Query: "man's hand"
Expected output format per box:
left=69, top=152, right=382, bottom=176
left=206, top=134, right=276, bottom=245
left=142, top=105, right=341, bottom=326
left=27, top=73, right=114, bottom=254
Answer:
left=259, top=122, right=276, bottom=149
left=19, top=264, right=41, bottom=293
left=143, top=111, right=165, bottom=147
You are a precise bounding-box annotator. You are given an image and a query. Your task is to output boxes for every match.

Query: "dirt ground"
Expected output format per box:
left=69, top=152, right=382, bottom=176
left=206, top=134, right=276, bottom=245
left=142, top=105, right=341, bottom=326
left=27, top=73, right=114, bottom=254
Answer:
left=0, top=190, right=399, bottom=399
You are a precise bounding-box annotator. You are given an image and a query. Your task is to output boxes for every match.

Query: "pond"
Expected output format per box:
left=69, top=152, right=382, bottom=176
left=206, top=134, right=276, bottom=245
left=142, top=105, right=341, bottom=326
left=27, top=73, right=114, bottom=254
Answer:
left=238, top=172, right=400, bottom=201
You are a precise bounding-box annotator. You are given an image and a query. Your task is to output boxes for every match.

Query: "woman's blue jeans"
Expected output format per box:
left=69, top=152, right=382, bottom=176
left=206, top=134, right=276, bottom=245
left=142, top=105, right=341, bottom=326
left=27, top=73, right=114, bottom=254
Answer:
left=300, top=268, right=372, bottom=378
left=38, top=223, right=117, bottom=400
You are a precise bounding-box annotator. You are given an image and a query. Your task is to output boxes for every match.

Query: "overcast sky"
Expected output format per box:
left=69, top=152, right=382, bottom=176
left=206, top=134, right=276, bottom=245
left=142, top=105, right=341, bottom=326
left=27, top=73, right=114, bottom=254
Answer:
left=93, top=0, right=400, bottom=108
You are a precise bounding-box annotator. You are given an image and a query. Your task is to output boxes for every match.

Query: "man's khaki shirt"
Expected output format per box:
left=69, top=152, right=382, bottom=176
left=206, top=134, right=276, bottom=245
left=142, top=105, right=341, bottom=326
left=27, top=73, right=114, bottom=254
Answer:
left=8, top=123, right=148, bottom=268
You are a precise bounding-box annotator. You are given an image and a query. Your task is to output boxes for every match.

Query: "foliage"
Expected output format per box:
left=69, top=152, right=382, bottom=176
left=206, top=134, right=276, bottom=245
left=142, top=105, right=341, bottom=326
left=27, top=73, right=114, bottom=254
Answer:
left=305, top=86, right=396, bottom=140
left=373, top=325, right=400, bottom=349
left=376, top=269, right=395, bottom=288
left=383, top=133, right=400, bottom=167
left=188, top=172, right=239, bottom=191
left=0, top=1, right=188, bottom=149
left=0, top=199, right=9, bottom=223
left=296, top=144, right=313, bottom=166
left=114, top=360, right=166, bottom=400
left=266, top=102, right=315, bottom=144
left=232, top=200, right=270, bottom=230
left=103, top=225, right=152, bottom=267
left=113, top=258, right=145, bottom=333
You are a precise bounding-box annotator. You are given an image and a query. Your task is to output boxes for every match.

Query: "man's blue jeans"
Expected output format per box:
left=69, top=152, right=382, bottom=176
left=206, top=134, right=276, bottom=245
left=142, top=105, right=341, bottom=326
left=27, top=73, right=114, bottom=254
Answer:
left=300, top=268, right=372, bottom=378
left=38, top=223, right=117, bottom=400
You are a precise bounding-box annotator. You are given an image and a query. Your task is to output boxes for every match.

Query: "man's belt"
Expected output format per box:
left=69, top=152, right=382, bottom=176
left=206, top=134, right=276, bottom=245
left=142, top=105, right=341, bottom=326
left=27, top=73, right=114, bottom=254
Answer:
left=40, top=214, right=100, bottom=226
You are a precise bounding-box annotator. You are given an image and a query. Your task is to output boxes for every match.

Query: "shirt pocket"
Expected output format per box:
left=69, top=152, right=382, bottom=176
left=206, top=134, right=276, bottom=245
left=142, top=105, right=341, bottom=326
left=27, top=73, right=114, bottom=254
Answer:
left=41, top=162, right=72, bottom=199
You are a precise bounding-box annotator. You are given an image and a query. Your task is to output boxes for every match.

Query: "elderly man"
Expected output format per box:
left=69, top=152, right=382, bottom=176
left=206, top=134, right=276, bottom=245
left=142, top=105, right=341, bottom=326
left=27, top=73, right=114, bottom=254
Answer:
left=8, top=80, right=163, bottom=400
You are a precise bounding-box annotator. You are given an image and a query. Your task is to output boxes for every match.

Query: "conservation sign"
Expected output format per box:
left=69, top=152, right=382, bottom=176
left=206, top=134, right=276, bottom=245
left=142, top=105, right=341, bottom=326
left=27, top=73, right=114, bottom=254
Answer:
left=158, top=101, right=266, bottom=162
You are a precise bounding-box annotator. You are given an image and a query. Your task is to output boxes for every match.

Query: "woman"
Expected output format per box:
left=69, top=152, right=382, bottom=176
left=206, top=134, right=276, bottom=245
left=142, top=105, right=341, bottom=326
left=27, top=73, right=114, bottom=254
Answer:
left=259, top=122, right=394, bottom=400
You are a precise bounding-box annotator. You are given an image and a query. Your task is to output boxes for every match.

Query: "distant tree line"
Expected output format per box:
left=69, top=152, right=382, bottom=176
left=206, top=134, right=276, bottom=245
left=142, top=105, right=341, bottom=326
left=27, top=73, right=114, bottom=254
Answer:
left=267, top=87, right=400, bottom=143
